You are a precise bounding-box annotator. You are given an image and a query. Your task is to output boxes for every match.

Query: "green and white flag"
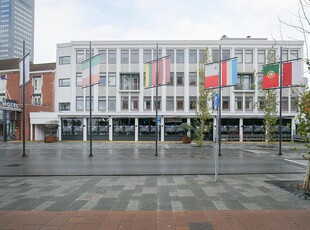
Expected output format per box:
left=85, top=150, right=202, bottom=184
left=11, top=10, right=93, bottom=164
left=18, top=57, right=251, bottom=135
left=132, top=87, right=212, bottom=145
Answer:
left=82, top=54, right=100, bottom=87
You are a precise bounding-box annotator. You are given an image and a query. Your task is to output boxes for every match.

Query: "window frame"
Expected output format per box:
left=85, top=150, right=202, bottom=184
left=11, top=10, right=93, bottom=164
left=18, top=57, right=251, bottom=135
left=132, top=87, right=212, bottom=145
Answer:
left=59, top=78, right=71, bottom=87
left=59, top=56, right=70, bottom=65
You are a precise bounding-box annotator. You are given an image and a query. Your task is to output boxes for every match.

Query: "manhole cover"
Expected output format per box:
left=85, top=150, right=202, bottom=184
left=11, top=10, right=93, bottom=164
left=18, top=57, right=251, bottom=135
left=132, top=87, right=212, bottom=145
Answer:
left=5, top=164, right=22, bottom=167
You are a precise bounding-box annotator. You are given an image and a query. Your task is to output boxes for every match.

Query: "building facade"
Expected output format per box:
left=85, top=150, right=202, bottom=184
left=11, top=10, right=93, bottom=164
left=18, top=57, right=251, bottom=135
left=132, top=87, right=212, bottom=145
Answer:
left=0, top=58, right=55, bottom=141
left=30, top=38, right=305, bottom=142
left=0, top=0, right=35, bottom=61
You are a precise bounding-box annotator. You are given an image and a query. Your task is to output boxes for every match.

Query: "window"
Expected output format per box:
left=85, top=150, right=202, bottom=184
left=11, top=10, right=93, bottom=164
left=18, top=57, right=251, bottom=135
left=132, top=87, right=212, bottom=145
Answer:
left=143, top=49, right=152, bottom=63
left=199, top=49, right=206, bottom=63
left=76, top=50, right=84, bottom=64
left=98, top=96, right=106, bottom=111
left=258, top=97, right=265, bottom=111
left=176, top=49, right=184, bottom=63
left=245, top=97, right=253, bottom=110
left=176, top=97, right=184, bottom=110
left=33, top=76, right=42, bottom=90
left=131, top=97, right=139, bottom=110
left=32, top=95, right=41, bottom=105
left=176, top=72, right=184, bottom=86
left=258, top=50, right=266, bottom=64
left=99, top=73, right=106, bottom=86
left=222, top=49, right=230, bottom=60
left=76, top=96, right=83, bottom=110
left=86, top=49, right=94, bottom=60
left=120, top=74, right=140, bottom=90
left=59, top=78, right=70, bottom=87
left=166, top=49, right=174, bottom=63
left=59, top=102, right=70, bottom=111
left=189, top=72, right=197, bottom=86
left=121, top=49, right=129, bottom=63
left=154, top=49, right=162, bottom=59
left=144, top=96, right=151, bottom=110
left=267, top=50, right=276, bottom=63
left=166, top=97, right=174, bottom=110
left=212, top=49, right=219, bottom=62
left=108, top=50, right=116, bottom=64
left=245, top=50, right=253, bottom=63
left=290, top=50, right=299, bottom=59
left=108, top=72, right=116, bottom=86
left=131, top=49, right=139, bottom=63
left=257, top=73, right=263, bottom=86
left=59, top=56, right=70, bottom=65
left=235, top=97, right=243, bottom=110
left=86, top=96, right=93, bottom=110
left=189, top=97, right=196, bottom=110
left=169, top=72, right=174, bottom=86
left=189, top=49, right=197, bottom=63
left=236, top=74, right=254, bottom=90
left=222, top=97, right=230, bottom=110
left=282, top=50, right=288, bottom=62
left=98, top=50, right=106, bottom=64
left=108, top=97, right=116, bottom=111
left=121, top=96, right=129, bottom=110
left=291, top=97, right=297, bottom=111
left=76, top=72, right=82, bottom=86
left=282, top=97, right=288, bottom=111
left=153, top=96, right=161, bottom=110
left=235, top=50, right=243, bottom=63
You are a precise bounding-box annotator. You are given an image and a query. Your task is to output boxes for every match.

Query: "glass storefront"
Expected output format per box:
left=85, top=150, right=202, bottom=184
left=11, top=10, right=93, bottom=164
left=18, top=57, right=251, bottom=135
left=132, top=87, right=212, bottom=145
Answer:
left=61, top=118, right=83, bottom=140
left=138, top=118, right=160, bottom=141
left=164, top=118, right=187, bottom=141
left=0, top=110, right=17, bottom=141
left=87, top=118, right=109, bottom=140
left=113, top=118, right=135, bottom=141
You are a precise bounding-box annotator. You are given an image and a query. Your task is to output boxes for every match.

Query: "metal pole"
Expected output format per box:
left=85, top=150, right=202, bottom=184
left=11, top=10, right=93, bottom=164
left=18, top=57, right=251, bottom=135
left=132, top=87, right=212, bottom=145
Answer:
left=218, top=46, right=222, bottom=157
left=89, top=41, right=93, bottom=157
left=3, top=110, right=7, bottom=142
left=22, top=40, right=27, bottom=157
left=278, top=46, right=283, bottom=155
left=155, top=43, right=159, bottom=156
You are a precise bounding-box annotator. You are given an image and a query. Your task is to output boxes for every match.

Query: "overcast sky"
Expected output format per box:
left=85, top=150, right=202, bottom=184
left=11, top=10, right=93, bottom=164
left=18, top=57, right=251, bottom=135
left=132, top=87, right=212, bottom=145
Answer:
left=34, top=0, right=306, bottom=64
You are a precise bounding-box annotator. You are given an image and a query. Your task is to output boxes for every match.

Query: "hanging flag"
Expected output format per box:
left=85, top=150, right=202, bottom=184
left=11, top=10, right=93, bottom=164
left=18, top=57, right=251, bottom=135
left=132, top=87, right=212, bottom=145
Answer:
left=144, top=56, right=170, bottom=87
left=19, top=53, right=30, bottom=86
left=262, top=64, right=279, bottom=89
left=204, top=58, right=237, bottom=88
left=82, top=54, right=100, bottom=87
left=0, top=74, right=7, bottom=80
left=283, top=59, right=302, bottom=86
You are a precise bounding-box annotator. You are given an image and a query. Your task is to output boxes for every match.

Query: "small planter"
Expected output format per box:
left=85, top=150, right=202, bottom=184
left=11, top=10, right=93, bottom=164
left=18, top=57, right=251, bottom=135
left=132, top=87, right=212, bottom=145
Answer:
left=45, top=136, right=57, bottom=143
left=182, top=136, right=191, bottom=144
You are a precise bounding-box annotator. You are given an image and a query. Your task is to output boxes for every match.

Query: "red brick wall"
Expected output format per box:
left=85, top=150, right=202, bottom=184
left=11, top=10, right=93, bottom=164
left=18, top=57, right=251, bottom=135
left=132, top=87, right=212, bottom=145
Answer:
left=4, top=71, right=55, bottom=140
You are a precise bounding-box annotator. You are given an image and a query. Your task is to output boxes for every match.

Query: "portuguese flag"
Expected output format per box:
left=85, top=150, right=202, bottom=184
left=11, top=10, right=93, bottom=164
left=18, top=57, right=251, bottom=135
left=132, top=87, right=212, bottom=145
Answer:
left=262, top=64, right=279, bottom=89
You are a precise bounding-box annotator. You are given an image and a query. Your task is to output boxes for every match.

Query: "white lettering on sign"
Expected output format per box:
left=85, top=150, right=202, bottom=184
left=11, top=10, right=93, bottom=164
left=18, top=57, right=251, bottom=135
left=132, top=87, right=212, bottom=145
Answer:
left=2, top=98, right=17, bottom=108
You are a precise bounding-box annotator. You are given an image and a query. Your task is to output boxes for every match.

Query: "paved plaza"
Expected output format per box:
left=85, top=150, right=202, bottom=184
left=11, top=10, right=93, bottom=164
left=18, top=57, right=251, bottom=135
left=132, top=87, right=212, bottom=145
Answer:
left=0, top=141, right=309, bottom=229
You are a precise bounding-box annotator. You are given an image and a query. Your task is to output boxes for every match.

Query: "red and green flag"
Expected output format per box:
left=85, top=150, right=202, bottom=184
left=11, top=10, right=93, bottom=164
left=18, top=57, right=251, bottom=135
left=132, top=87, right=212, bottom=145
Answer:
left=144, top=56, right=170, bottom=87
left=82, top=54, right=100, bottom=87
left=262, top=64, right=279, bottom=89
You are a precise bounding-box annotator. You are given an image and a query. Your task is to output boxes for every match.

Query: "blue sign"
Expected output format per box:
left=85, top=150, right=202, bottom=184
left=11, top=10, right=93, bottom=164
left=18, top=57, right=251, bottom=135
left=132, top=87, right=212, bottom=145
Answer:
left=214, top=93, right=219, bottom=110
left=157, top=117, right=161, bottom=125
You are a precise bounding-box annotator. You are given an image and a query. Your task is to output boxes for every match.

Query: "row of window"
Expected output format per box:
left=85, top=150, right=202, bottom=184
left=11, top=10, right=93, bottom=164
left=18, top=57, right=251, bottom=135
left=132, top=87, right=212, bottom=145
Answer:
left=59, top=96, right=297, bottom=112
left=59, top=48, right=299, bottom=65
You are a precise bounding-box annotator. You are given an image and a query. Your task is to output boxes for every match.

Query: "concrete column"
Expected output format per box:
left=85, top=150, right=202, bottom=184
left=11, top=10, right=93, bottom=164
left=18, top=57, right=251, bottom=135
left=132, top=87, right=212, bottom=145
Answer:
left=161, top=117, right=165, bottom=141
left=291, top=117, right=296, bottom=141
left=109, top=116, right=113, bottom=141
left=30, top=124, right=33, bottom=141
left=187, top=117, right=191, bottom=138
left=83, top=118, right=87, bottom=141
left=239, top=118, right=243, bottom=142
left=135, top=117, right=138, bottom=141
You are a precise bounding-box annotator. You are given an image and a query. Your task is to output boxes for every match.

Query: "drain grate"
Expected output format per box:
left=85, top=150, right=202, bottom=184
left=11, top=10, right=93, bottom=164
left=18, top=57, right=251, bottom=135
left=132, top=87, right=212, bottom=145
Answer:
left=5, top=164, right=22, bottom=168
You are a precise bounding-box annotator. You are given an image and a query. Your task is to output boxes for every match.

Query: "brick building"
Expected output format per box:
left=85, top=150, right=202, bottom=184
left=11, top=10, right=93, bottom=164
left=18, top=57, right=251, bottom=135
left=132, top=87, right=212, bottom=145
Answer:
left=0, top=59, right=55, bottom=141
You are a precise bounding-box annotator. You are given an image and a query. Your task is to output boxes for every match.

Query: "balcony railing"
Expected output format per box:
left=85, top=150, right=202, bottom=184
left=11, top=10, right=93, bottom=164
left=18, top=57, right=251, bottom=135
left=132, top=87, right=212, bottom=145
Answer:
left=119, top=84, right=140, bottom=91
left=234, top=84, right=255, bottom=90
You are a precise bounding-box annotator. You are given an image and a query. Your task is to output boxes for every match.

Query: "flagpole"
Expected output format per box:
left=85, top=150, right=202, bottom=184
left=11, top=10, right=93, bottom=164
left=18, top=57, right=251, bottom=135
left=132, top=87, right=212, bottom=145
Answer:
left=22, top=40, right=26, bottom=157
left=278, top=46, right=283, bottom=155
left=89, top=41, right=93, bottom=158
left=155, top=43, right=159, bottom=157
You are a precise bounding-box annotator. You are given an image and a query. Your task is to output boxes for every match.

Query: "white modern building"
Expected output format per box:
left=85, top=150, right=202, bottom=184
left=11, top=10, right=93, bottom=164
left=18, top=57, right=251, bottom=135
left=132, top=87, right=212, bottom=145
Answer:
left=30, top=38, right=305, bottom=142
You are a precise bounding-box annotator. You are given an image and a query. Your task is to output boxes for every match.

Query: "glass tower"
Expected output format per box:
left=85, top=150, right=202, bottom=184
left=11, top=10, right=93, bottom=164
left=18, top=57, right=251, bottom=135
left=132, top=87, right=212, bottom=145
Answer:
left=0, top=0, right=34, bottom=61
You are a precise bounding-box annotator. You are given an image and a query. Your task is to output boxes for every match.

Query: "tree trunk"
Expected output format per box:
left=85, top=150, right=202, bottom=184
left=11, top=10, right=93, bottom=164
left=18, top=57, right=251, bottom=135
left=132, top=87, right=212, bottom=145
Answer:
left=303, top=159, right=310, bottom=191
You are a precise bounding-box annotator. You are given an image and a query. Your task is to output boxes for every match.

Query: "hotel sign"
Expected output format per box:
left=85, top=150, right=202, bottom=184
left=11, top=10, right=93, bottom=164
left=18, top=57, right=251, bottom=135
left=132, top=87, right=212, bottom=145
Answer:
left=2, top=98, right=18, bottom=108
